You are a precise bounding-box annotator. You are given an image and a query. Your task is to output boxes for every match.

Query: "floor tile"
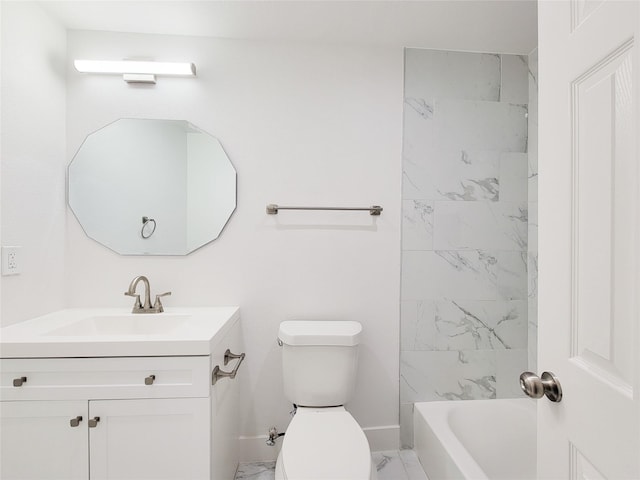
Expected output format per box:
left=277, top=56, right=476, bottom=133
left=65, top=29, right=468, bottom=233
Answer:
left=234, top=450, right=429, bottom=480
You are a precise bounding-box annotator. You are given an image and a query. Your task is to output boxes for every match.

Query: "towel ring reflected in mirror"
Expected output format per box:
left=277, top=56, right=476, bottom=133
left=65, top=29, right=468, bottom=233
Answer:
left=141, top=216, right=156, bottom=239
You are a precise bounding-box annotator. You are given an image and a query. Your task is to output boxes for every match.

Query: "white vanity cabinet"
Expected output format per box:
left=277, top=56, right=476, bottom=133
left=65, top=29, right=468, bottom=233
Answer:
left=1, top=400, right=89, bottom=479
left=0, top=310, right=243, bottom=480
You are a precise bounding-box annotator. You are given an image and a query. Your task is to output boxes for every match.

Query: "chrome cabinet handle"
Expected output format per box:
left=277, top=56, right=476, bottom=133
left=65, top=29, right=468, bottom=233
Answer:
left=520, top=371, right=563, bottom=402
left=88, top=417, right=100, bottom=428
left=70, top=416, right=83, bottom=427
left=145, top=374, right=156, bottom=385
left=212, top=350, right=245, bottom=385
left=13, top=376, right=27, bottom=387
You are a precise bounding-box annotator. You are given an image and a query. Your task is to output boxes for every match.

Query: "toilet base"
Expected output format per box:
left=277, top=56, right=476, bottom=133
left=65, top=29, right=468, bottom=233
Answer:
left=275, top=451, right=378, bottom=480
left=274, top=406, right=375, bottom=480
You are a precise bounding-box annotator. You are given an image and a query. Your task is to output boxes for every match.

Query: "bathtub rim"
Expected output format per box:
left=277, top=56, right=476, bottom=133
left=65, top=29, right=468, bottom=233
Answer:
left=413, top=398, right=536, bottom=480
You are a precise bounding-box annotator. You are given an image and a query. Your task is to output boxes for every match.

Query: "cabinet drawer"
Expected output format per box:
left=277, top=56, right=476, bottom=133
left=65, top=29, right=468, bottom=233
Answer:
left=0, top=356, right=210, bottom=401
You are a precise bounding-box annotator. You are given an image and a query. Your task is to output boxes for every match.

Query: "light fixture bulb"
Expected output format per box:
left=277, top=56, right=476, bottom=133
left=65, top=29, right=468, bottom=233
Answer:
left=73, top=60, right=196, bottom=77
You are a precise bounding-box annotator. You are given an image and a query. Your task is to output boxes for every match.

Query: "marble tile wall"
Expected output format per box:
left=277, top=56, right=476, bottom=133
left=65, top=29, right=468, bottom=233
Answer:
left=401, top=49, right=534, bottom=448
left=527, top=48, right=538, bottom=372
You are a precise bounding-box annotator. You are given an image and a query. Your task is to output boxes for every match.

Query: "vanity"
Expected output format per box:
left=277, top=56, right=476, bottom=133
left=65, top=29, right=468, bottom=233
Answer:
left=0, top=307, right=243, bottom=480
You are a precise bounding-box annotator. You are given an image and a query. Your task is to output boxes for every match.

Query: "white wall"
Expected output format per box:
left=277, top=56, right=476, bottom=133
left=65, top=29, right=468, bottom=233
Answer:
left=0, top=2, right=67, bottom=326
left=65, top=30, right=403, bottom=457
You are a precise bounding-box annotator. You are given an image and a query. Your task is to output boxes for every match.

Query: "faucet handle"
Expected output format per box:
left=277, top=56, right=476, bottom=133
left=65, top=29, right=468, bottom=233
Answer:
left=153, top=292, right=172, bottom=312
left=124, top=292, right=142, bottom=309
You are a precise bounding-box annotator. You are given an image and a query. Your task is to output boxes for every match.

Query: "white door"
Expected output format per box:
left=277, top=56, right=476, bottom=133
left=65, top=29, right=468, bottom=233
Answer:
left=88, top=398, right=210, bottom=480
left=0, top=400, right=88, bottom=479
left=538, top=0, right=639, bottom=478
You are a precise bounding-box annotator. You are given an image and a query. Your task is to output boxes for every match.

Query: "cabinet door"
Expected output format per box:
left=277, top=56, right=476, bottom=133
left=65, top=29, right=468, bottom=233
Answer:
left=89, top=398, right=210, bottom=480
left=0, top=400, right=88, bottom=480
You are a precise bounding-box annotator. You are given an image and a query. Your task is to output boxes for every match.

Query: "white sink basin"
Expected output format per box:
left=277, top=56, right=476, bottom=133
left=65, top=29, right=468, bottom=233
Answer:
left=0, top=307, right=240, bottom=357
left=44, top=314, right=190, bottom=336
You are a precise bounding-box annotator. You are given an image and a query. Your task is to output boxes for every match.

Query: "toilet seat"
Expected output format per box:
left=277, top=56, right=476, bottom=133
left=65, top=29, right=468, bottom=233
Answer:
left=278, top=407, right=373, bottom=480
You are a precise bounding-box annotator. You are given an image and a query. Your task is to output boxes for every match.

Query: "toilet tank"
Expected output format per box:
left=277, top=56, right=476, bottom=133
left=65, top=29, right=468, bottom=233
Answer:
left=278, top=321, right=362, bottom=407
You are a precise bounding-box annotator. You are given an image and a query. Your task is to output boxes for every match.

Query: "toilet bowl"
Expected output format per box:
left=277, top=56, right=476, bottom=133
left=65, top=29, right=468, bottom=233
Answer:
left=275, top=321, right=377, bottom=480
left=275, top=407, right=376, bottom=480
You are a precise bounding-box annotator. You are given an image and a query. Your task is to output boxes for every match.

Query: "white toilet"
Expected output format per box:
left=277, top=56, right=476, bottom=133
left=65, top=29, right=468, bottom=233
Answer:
left=275, top=320, right=377, bottom=480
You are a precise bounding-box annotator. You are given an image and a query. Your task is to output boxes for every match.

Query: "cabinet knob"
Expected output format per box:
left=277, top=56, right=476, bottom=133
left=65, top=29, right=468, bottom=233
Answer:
left=88, top=417, right=100, bottom=428
left=70, top=416, right=83, bottom=427
left=12, top=376, right=27, bottom=387
left=145, top=374, right=156, bottom=385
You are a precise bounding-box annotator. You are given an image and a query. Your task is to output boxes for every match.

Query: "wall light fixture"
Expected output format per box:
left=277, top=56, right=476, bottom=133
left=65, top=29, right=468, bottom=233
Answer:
left=73, top=60, right=197, bottom=84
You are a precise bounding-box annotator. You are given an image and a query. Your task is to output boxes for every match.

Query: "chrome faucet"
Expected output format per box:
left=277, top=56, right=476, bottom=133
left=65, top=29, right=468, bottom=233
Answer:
left=124, top=275, right=171, bottom=314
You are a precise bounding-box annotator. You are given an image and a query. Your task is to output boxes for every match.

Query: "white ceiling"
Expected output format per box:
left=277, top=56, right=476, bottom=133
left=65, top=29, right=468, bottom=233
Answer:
left=38, top=0, right=538, bottom=54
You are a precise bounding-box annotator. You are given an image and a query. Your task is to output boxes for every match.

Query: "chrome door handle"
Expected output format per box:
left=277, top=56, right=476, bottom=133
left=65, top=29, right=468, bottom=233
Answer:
left=145, top=374, right=156, bottom=385
left=520, top=371, right=563, bottom=402
left=88, top=416, right=100, bottom=428
left=13, top=376, right=27, bottom=387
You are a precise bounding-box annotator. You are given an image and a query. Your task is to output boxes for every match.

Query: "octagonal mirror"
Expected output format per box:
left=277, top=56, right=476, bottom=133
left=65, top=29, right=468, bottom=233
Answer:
left=68, top=118, right=236, bottom=255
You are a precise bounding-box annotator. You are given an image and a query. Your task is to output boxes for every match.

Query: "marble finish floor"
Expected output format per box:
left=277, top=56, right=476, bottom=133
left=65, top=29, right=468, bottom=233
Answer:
left=235, top=449, right=429, bottom=480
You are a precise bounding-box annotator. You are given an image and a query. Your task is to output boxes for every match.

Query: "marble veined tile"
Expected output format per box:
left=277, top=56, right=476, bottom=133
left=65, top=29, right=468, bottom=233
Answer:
left=528, top=48, right=538, bottom=87
left=404, top=250, right=527, bottom=303
left=433, top=202, right=528, bottom=251
left=235, top=452, right=430, bottom=480
left=528, top=204, right=538, bottom=252
left=400, top=404, right=415, bottom=449
left=413, top=300, right=437, bottom=351
left=528, top=157, right=538, bottom=202
left=403, top=148, right=500, bottom=202
left=401, top=350, right=496, bottom=402
left=402, top=199, right=434, bottom=250
left=528, top=301, right=538, bottom=372
left=401, top=301, right=419, bottom=351
left=499, top=153, right=529, bottom=202
left=401, top=251, right=435, bottom=300
left=405, top=97, right=434, bottom=119
left=433, top=299, right=528, bottom=351
left=496, top=349, right=528, bottom=398
left=428, top=99, right=528, bottom=153
left=399, top=449, right=430, bottom=480
left=528, top=50, right=538, bottom=204
left=528, top=251, right=538, bottom=299
left=374, top=451, right=411, bottom=480
left=403, top=97, right=528, bottom=157
left=405, top=49, right=501, bottom=101
left=501, top=55, right=529, bottom=105
left=401, top=300, right=436, bottom=351
left=496, top=251, right=528, bottom=300
left=432, top=250, right=499, bottom=300
left=235, top=462, right=276, bottom=480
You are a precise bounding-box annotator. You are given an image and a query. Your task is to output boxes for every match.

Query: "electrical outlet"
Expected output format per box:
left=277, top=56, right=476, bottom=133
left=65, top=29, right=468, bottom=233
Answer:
left=2, top=246, right=22, bottom=276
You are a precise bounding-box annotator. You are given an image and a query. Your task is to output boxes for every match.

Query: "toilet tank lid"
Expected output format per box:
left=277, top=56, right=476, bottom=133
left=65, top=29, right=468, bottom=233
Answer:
left=278, top=321, right=362, bottom=346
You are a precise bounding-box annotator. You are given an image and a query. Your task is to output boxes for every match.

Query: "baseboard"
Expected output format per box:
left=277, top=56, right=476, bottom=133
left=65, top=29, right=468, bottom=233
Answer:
left=363, top=425, right=400, bottom=452
left=238, top=434, right=282, bottom=463
left=238, top=425, right=400, bottom=463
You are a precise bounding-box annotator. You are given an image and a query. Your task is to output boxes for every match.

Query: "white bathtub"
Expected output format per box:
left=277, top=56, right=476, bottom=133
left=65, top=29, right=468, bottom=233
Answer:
left=414, top=399, right=536, bottom=480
